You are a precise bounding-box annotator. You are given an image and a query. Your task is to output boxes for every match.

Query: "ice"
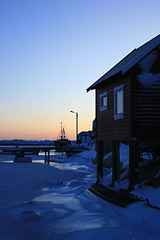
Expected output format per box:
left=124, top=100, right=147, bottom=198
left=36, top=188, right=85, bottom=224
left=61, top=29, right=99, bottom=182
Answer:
left=0, top=146, right=160, bottom=239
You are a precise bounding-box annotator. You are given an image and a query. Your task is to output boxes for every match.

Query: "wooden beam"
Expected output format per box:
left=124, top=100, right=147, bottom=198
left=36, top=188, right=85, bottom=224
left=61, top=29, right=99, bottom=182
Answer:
left=129, top=140, right=138, bottom=187
left=112, top=141, right=120, bottom=185
left=96, top=141, right=104, bottom=182
left=45, top=151, right=47, bottom=163
left=48, top=150, right=50, bottom=164
left=116, top=141, right=120, bottom=180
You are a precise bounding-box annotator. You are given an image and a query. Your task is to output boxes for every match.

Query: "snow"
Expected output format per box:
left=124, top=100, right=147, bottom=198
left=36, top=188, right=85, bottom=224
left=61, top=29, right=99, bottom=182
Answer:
left=138, top=50, right=157, bottom=73
left=101, top=143, right=129, bottom=187
left=132, top=184, right=160, bottom=208
left=137, top=73, right=160, bottom=87
left=137, top=48, right=160, bottom=88
left=120, top=143, right=129, bottom=167
left=0, top=146, right=160, bottom=240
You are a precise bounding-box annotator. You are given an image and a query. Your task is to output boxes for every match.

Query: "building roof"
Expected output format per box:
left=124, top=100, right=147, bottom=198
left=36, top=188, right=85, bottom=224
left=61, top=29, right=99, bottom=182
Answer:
left=78, top=131, right=91, bottom=136
left=87, top=34, right=160, bottom=92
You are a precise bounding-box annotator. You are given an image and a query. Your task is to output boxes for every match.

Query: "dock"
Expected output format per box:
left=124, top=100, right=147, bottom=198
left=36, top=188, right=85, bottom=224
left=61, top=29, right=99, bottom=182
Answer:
left=0, top=145, right=84, bottom=163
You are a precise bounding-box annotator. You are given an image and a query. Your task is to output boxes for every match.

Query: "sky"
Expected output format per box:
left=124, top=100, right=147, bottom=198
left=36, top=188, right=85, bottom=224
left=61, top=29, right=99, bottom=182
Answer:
left=0, top=0, right=160, bottom=140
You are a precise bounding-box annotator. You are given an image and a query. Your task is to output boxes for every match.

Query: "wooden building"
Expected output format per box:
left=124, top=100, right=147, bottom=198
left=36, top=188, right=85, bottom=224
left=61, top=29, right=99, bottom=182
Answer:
left=87, top=34, right=160, bottom=187
left=77, top=131, right=93, bottom=145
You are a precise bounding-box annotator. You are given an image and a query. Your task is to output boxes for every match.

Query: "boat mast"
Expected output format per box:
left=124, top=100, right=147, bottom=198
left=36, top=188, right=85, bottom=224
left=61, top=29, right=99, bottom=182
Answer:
left=60, top=122, right=66, bottom=140
left=63, top=127, right=66, bottom=139
left=60, top=122, right=63, bottom=140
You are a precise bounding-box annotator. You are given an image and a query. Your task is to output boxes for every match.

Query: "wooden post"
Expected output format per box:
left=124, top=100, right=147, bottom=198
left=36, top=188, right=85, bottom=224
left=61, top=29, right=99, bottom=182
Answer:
left=129, top=140, right=138, bottom=187
left=116, top=141, right=120, bottom=180
left=48, top=150, right=50, bottom=164
left=45, top=151, right=47, bottom=163
left=96, top=141, right=104, bottom=183
left=112, top=141, right=120, bottom=186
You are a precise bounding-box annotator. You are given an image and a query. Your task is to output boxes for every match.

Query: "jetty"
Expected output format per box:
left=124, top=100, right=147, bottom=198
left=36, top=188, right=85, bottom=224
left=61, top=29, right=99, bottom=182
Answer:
left=0, top=145, right=85, bottom=163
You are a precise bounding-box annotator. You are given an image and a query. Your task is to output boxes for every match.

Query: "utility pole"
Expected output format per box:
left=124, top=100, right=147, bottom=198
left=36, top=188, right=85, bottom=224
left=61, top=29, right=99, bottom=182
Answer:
left=70, top=110, right=79, bottom=143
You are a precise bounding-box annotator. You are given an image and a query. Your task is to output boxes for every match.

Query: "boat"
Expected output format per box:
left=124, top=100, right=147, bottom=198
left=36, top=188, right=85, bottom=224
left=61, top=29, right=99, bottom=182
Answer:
left=54, top=123, right=71, bottom=148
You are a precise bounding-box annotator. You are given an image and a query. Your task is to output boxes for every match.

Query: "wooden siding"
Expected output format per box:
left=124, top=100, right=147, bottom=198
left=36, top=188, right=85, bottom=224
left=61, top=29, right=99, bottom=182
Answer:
left=133, top=46, right=160, bottom=140
left=96, top=74, right=132, bottom=141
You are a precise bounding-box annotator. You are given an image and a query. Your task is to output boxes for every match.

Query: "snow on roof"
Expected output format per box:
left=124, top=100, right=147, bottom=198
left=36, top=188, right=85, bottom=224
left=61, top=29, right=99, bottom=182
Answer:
left=87, top=34, right=160, bottom=92
left=78, top=131, right=91, bottom=135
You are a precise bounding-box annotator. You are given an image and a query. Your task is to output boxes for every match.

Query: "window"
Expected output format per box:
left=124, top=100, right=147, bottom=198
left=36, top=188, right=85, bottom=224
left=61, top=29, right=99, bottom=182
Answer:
left=114, top=84, right=124, bottom=119
left=100, top=92, right=107, bottom=111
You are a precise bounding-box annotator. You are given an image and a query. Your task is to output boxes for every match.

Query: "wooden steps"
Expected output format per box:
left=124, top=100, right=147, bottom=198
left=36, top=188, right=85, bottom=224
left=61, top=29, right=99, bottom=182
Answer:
left=89, top=183, right=139, bottom=207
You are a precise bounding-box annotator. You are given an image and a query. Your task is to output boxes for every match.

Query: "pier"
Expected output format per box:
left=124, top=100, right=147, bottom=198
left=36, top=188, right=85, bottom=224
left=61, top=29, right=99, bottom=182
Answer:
left=0, top=145, right=84, bottom=163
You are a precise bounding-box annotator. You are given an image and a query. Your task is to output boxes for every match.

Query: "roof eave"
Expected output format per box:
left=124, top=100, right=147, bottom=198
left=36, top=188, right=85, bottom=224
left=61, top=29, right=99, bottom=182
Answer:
left=87, top=71, right=122, bottom=92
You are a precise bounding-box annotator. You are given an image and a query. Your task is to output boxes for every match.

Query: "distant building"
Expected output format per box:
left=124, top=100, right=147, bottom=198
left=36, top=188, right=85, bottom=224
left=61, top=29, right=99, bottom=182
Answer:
left=77, top=131, right=94, bottom=145
left=87, top=34, right=160, bottom=188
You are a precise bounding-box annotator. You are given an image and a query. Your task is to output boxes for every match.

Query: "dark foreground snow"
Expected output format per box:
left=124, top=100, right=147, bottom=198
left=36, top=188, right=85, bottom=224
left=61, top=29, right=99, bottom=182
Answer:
left=0, top=146, right=160, bottom=240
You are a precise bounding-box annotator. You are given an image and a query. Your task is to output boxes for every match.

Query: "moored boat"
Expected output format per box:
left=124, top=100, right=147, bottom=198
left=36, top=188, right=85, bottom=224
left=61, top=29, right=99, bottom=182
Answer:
left=54, top=123, right=71, bottom=148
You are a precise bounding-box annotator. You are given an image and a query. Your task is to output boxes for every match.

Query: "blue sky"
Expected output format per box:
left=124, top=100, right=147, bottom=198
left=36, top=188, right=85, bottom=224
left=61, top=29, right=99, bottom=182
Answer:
left=0, top=0, right=159, bottom=140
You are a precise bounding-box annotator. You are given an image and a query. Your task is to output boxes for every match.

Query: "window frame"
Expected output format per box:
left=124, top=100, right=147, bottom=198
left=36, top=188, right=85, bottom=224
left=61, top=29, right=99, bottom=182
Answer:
left=114, top=84, right=124, bottom=120
left=100, top=92, right=108, bottom=111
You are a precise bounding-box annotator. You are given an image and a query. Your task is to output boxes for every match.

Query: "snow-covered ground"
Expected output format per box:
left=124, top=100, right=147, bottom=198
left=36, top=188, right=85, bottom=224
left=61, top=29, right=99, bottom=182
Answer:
left=0, top=145, right=160, bottom=240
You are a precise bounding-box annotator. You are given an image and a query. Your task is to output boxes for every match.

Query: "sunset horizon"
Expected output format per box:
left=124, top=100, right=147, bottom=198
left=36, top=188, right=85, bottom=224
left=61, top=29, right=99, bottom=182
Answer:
left=0, top=0, right=159, bottom=141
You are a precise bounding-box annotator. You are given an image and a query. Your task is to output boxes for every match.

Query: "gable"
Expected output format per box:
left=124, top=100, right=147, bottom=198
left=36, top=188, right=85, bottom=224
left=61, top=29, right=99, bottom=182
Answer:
left=87, top=34, right=160, bottom=92
left=136, top=45, right=160, bottom=87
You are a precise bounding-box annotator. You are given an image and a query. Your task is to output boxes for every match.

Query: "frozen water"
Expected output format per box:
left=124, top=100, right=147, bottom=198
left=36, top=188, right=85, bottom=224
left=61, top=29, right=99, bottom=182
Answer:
left=0, top=145, right=160, bottom=239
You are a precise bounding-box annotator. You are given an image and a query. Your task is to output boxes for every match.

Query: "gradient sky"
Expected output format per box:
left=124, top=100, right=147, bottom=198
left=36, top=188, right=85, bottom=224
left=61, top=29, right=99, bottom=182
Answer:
left=0, top=0, right=160, bottom=140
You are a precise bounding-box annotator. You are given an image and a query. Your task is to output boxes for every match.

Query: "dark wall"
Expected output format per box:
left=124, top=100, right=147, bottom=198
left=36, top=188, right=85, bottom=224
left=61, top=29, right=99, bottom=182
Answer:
left=96, top=74, right=132, bottom=141
left=133, top=46, right=160, bottom=140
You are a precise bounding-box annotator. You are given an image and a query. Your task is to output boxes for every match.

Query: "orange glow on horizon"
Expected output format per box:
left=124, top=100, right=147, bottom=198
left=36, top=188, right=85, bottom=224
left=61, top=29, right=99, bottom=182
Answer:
left=0, top=115, right=94, bottom=141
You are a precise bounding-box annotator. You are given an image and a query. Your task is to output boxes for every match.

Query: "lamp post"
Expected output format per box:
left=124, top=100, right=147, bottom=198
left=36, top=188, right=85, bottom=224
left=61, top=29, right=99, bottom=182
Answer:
left=70, top=110, right=78, bottom=144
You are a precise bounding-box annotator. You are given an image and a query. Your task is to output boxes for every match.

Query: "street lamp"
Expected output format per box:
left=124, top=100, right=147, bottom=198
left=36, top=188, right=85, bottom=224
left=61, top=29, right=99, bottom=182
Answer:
left=70, top=110, right=78, bottom=144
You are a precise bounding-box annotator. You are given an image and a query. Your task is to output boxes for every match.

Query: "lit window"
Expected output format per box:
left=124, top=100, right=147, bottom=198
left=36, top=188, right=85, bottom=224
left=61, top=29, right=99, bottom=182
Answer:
left=100, top=92, right=107, bottom=111
left=114, top=84, right=124, bottom=119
